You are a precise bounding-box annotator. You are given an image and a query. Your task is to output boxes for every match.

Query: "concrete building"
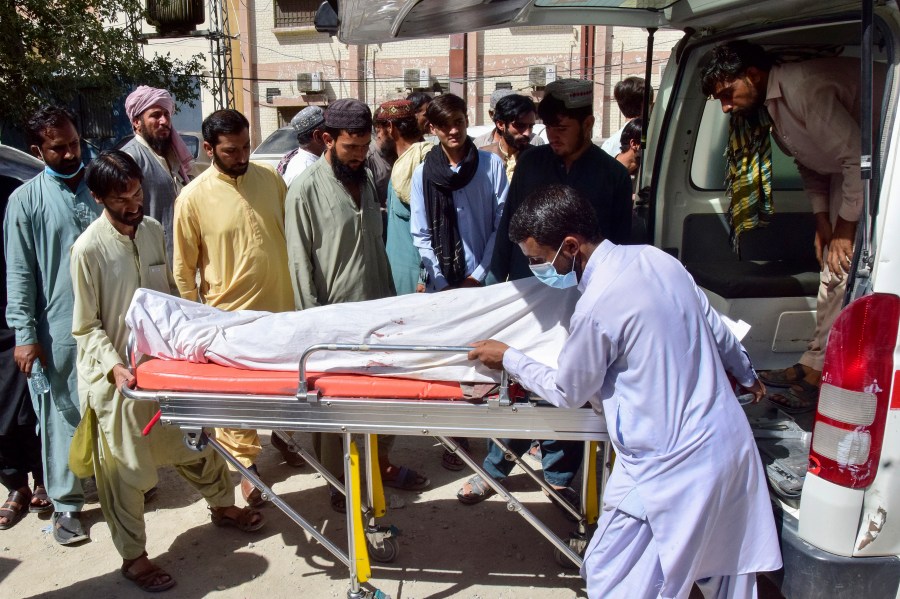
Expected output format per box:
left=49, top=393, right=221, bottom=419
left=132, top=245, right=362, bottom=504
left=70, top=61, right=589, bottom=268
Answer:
left=240, top=2, right=681, bottom=145
left=139, top=2, right=681, bottom=147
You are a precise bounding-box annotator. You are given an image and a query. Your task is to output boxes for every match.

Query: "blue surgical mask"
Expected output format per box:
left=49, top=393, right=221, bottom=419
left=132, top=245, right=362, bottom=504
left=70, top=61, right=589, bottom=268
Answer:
left=38, top=148, right=84, bottom=180
left=44, top=162, right=84, bottom=180
left=529, top=242, right=578, bottom=289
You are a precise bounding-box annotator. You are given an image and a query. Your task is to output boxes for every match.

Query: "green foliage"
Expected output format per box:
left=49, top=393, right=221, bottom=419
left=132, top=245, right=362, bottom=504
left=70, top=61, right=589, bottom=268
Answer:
left=0, top=0, right=205, bottom=127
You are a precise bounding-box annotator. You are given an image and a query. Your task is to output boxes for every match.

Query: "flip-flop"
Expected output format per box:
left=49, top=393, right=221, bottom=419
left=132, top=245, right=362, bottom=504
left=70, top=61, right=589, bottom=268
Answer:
left=767, top=381, right=819, bottom=414
left=0, top=490, right=29, bottom=530
left=210, top=506, right=265, bottom=532
left=759, top=364, right=809, bottom=388
left=457, top=475, right=495, bottom=505
left=29, top=485, right=52, bottom=514
left=383, top=466, right=430, bottom=491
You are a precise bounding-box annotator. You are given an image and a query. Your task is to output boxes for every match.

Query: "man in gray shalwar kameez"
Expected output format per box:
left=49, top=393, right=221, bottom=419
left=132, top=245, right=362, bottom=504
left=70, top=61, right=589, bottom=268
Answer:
left=121, top=86, right=195, bottom=262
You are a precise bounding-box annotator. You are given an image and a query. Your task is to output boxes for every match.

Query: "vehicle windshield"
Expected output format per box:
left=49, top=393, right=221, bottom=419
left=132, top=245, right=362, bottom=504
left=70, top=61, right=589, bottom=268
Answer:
left=180, top=135, right=200, bottom=159
left=254, top=128, right=297, bottom=155
left=534, top=0, right=677, bottom=9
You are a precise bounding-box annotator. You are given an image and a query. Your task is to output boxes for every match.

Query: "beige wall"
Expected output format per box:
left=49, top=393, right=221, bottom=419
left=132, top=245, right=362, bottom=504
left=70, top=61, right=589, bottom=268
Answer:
left=240, top=2, right=685, bottom=145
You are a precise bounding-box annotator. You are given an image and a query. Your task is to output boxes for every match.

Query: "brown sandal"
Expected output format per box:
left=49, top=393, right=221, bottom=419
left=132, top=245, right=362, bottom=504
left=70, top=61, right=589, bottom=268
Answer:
left=210, top=506, right=265, bottom=532
left=121, top=553, right=177, bottom=592
left=0, top=489, right=30, bottom=530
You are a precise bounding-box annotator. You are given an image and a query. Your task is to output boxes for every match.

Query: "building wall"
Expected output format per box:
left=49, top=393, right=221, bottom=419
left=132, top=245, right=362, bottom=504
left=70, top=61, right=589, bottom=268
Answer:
left=136, top=1, right=686, bottom=147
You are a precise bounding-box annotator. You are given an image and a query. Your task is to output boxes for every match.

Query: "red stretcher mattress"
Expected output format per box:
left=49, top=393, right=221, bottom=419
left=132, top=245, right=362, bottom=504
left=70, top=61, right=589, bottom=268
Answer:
left=136, top=359, right=467, bottom=400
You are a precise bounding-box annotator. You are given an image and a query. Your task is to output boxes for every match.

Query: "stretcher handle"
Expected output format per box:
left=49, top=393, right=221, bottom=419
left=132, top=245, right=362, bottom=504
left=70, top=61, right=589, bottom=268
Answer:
left=126, top=331, right=138, bottom=375
left=298, top=343, right=477, bottom=402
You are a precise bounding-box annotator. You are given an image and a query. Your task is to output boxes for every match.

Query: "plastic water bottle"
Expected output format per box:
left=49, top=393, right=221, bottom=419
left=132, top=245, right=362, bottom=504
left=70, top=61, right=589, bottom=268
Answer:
left=30, top=360, right=50, bottom=396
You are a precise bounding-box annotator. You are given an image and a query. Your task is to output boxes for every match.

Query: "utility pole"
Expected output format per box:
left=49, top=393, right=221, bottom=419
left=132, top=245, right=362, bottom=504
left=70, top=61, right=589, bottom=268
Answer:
left=207, top=0, right=235, bottom=110
left=140, top=0, right=236, bottom=111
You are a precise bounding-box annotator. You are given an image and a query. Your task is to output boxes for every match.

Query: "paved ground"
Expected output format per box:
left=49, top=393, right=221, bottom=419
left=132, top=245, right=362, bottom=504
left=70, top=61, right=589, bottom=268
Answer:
left=0, top=432, right=588, bottom=598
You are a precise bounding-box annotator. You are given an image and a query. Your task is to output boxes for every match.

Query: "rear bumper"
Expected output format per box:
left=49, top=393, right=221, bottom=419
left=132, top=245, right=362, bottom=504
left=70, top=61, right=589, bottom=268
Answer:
left=765, top=504, right=900, bottom=599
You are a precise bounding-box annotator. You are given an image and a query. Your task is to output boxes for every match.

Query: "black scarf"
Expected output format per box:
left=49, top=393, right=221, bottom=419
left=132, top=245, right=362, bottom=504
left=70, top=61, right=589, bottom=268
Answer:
left=422, top=137, right=479, bottom=286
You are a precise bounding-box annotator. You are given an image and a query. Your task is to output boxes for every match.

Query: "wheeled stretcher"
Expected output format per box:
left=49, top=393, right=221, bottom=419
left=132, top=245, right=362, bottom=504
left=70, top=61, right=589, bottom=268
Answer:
left=122, top=340, right=611, bottom=599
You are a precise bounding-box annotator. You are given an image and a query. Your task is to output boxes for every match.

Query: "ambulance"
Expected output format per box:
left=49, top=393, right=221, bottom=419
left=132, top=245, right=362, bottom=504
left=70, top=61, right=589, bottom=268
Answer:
left=320, top=1, right=900, bottom=597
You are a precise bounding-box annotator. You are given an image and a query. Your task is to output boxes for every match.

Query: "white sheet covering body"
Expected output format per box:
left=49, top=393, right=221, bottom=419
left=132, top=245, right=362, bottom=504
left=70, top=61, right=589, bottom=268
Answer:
left=125, top=278, right=578, bottom=383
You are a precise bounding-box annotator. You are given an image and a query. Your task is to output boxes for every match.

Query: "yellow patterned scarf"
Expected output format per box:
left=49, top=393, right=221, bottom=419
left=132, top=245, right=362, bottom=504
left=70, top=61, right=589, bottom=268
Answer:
left=725, top=107, right=773, bottom=252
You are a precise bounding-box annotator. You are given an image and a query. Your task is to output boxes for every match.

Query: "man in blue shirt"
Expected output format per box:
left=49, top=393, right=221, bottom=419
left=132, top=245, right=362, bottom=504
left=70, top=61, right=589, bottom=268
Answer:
left=4, top=106, right=100, bottom=544
left=410, top=93, right=507, bottom=292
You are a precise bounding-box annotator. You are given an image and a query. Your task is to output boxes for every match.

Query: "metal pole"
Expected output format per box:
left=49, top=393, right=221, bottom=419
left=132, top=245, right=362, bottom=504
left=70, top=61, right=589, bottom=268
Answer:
left=205, top=436, right=350, bottom=567
left=848, top=0, right=876, bottom=302
left=437, top=436, right=583, bottom=568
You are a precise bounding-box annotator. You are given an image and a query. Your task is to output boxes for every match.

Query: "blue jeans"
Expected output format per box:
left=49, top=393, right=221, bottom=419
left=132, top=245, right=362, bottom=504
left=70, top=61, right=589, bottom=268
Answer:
left=482, top=438, right=583, bottom=488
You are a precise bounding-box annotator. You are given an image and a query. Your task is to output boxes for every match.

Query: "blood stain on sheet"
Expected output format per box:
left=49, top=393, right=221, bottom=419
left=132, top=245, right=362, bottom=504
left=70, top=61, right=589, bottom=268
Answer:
left=392, top=318, right=405, bottom=325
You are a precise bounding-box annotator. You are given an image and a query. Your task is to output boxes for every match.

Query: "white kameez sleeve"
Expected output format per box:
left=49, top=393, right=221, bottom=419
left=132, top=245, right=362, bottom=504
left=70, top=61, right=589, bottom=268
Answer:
left=502, top=311, right=612, bottom=409
left=692, top=281, right=757, bottom=387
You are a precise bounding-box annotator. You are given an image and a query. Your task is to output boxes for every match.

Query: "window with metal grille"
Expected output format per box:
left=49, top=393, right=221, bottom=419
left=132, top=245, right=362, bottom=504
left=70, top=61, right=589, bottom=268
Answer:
left=274, top=0, right=318, bottom=28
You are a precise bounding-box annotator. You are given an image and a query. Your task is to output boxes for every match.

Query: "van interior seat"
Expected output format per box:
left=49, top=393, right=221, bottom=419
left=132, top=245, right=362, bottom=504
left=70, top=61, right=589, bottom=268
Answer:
left=681, top=213, right=820, bottom=299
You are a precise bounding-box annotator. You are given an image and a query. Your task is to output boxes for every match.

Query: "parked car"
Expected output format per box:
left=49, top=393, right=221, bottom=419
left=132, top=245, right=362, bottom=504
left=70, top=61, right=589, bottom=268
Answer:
left=0, top=144, right=43, bottom=184
left=113, top=131, right=210, bottom=179
left=334, top=2, right=900, bottom=598
left=250, top=126, right=297, bottom=169
left=0, top=145, right=43, bottom=267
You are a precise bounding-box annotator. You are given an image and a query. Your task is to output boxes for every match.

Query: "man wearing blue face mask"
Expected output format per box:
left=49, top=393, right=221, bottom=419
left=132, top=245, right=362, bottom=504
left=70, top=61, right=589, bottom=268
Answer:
left=4, top=106, right=101, bottom=545
left=469, top=185, right=780, bottom=599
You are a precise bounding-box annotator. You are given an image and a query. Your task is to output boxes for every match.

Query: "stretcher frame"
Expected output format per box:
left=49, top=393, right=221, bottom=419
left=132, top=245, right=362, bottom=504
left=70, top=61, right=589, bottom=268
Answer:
left=123, top=340, right=611, bottom=599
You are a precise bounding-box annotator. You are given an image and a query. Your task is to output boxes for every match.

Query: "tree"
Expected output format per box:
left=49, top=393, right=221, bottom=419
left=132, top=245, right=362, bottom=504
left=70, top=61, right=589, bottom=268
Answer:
left=0, top=0, right=205, bottom=130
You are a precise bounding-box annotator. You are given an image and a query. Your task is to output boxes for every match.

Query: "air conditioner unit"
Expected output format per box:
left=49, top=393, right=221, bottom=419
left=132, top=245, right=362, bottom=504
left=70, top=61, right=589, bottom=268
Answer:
left=297, top=71, right=325, bottom=93
left=528, top=65, right=557, bottom=89
left=404, top=67, right=431, bottom=89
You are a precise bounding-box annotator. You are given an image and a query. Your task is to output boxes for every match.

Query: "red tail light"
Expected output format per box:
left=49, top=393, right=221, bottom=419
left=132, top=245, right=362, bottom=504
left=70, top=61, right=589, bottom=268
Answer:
left=808, top=293, right=900, bottom=488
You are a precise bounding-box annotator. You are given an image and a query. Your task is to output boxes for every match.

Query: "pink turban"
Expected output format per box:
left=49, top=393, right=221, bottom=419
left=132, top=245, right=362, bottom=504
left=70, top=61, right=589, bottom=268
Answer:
left=125, top=85, right=194, bottom=184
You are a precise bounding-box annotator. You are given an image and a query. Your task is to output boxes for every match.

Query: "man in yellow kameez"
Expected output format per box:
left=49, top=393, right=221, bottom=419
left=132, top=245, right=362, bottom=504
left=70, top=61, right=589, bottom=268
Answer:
left=173, top=109, right=302, bottom=506
left=71, top=150, right=264, bottom=593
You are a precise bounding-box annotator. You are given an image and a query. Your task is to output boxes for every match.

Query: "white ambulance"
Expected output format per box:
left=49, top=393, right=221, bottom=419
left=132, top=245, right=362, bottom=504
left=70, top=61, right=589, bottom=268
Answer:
left=324, top=1, right=900, bottom=597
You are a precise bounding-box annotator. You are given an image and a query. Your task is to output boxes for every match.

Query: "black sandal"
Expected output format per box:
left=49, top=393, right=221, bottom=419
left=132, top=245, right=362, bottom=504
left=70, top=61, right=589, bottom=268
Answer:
left=29, top=485, right=53, bottom=513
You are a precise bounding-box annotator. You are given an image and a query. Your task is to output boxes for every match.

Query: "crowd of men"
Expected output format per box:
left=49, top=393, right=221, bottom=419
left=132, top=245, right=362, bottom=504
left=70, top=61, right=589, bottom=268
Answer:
left=1, top=35, right=865, bottom=596
left=0, top=75, right=641, bottom=592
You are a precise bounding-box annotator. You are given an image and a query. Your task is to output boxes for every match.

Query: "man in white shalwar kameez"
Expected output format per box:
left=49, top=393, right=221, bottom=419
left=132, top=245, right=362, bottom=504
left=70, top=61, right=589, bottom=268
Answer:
left=469, top=185, right=782, bottom=599
left=71, top=151, right=264, bottom=593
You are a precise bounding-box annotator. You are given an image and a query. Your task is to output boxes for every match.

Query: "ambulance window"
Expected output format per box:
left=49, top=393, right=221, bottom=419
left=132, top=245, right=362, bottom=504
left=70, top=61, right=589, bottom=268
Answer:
left=691, top=100, right=803, bottom=191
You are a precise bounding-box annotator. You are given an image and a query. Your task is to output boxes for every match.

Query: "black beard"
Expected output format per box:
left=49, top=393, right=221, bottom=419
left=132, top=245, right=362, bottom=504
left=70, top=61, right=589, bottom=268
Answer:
left=379, top=138, right=397, bottom=161
left=146, top=132, right=172, bottom=156
left=212, top=152, right=248, bottom=178
left=501, top=128, right=529, bottom=153
left=330, top=147, right=367, bottom=186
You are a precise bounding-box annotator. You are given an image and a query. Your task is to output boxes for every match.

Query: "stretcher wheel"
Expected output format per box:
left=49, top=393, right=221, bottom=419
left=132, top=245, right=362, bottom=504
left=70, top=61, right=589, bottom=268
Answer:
left=367, top=535, right=400, bottom=563
left=182, top=431, right=208, bottom=452
left=554, top=533, right=589, bottom=570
